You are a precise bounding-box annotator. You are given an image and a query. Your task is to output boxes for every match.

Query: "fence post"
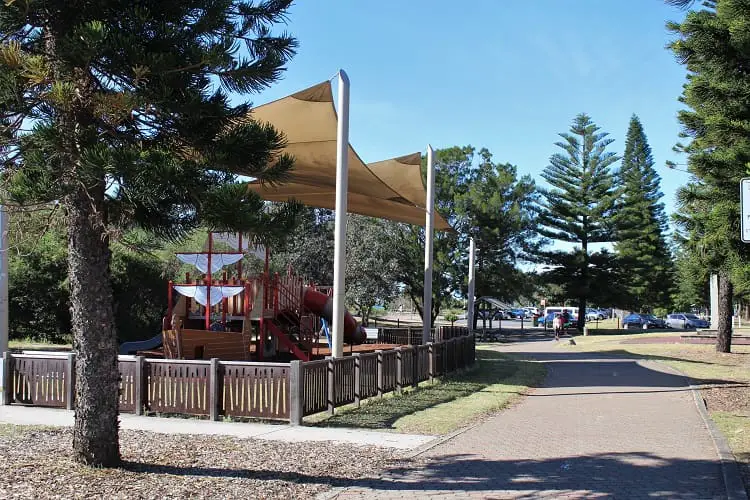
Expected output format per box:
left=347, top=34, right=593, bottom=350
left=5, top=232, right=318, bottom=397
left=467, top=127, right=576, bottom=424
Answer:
left=354, top=354, right=361, bottom=408
left=1, top=352, right=13, bottom=405
left=65, top=352, right=76, bottom=410
left=412, top=347, right=419, bottom=389
left=376, top=350, right=384, bottom=398
left=428, top=343, right=435, bottom=384
left=327, top=357, right=335, bottom=415
left=134, top=356, right=145, bottom=416
left=209, top=358, right=220, bottom=421
left=395, top=348, right=403, bottom=394
left=289, top=360, right=304, bottom=425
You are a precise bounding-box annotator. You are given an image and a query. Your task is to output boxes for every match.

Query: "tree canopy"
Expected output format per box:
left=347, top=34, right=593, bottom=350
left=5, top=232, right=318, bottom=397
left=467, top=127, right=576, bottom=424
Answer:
left=615, top=115, right=673, bottom=311
left=535, top=113, right=620, bottom=328
left=0, top=0, right=298, bottom=466
left=668, top=0, right=750, bottom=351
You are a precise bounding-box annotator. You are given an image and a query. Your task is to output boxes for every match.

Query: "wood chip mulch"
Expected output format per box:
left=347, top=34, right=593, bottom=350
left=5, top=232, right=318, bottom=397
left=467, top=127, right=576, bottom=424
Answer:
left=0, top=426, right=410, bottom=499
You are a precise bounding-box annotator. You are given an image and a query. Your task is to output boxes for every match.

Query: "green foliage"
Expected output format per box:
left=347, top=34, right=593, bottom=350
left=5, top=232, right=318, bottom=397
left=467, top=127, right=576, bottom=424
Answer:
left=272, top=209, right=400, bottom=326
left=7, top=211, right=169, bottom=343
left=668, top=1, right=750, bottom=347
left=395, top=146, right=540, bottom=326
left=271, top=208, right=334, bottom=285
left=110, top=245, right=167, bottom=343
left=535, top=114, right=621, bottom=328
left=9, top=228, right=70, bottom=343
left=615, top=115, right=674, bottom=310
left=345, top=215, right=400, bottom=326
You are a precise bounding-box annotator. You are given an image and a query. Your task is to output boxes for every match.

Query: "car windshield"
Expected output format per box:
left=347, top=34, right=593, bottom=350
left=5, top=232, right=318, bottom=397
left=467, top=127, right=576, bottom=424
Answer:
left=685, top=314, right=700, bottom=319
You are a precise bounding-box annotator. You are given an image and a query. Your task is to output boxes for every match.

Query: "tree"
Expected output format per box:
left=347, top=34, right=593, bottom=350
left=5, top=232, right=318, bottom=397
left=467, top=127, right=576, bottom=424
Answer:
left=272, top=209, right=400, bottom=326
left=394, top=147, right=468, bottom=326
left=667, top=0, right=750, bottom=352
left=345, top=215, right=400, bottom=326
left=615, top=115, right=674, bottom=310
left=0, top=0, right=298, bottom=466
left=271, top=208, right=334, bottom=285
left=393, top=146, right=539, bottom=326
left=535, top=114, right=620, bottom=330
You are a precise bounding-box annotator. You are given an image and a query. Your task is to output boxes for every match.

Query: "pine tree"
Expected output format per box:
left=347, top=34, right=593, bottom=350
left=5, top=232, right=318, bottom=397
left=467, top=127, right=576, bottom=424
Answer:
left=0, top=0, right=298, bottom=466
left=668, top=0, right=750, bottom=352
left=536, top=113, right=620, bottom=330
left=615, top=115, right=673, bottom=310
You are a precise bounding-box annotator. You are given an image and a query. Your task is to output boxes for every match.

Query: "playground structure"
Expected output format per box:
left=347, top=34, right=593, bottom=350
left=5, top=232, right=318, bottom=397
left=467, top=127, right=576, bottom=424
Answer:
left=155, top=231, right=368, bottom=362
left=118, top=75, right=459, bottom=363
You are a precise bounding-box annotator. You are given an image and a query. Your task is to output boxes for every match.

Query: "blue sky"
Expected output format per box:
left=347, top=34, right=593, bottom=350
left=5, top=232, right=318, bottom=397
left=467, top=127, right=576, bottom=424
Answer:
left=248, top=0, right=692, bottom=224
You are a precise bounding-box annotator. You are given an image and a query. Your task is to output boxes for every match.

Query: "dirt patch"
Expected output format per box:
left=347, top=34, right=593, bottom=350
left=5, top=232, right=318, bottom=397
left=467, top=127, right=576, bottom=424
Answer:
left=0, top=426, right=408, bottom=499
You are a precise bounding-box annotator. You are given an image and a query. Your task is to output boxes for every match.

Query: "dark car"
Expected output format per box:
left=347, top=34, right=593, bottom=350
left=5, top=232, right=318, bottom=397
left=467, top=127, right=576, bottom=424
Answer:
left=623, top=313, right=666, bottom=330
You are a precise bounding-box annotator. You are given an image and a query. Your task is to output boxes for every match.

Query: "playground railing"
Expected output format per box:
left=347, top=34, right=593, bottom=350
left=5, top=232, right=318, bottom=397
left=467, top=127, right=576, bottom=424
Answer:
left=292, top=333, right=476, bottom=423
left=1, top=333, right=476, bottom=425
left=377, top=326, right=469, bottom=345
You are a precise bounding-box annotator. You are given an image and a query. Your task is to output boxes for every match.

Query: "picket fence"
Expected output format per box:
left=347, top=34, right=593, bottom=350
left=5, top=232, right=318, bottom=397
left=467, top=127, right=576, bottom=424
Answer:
left=1, top=333, right=475, bottom=424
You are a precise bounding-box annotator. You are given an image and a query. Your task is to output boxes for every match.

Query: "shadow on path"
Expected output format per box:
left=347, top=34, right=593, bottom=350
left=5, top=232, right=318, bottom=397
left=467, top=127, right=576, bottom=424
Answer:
left=123, top=452, right=725, bottom=498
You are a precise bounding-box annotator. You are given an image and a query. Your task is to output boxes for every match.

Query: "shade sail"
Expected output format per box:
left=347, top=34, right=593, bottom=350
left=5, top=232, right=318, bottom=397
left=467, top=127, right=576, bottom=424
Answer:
left=246, top=81, right=452, bottom=231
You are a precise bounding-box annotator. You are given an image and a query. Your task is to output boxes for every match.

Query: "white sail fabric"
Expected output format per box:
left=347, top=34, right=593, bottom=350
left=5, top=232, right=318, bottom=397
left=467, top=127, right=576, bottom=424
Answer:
left=176, top=253, right=243, bottom=274
left=173, top=285, right=245, bottom=307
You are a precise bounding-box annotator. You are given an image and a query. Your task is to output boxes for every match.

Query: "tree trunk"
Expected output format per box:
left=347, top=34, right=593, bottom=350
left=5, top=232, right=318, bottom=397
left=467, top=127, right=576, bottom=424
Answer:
left=67, top=187, right=120, bottom=466
left=716, top=270, right=732, bottom=353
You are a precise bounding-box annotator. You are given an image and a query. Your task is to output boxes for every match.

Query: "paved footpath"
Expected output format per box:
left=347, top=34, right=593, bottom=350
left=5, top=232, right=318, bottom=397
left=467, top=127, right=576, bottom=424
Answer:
left=327, top=339, right=731, bottom=499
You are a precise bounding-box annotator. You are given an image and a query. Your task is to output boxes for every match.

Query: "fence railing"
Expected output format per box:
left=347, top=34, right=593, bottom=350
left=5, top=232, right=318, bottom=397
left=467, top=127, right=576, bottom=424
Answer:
left=376, top=326, right=469, bottom=345
left=2, top=333, right=476, bottom=424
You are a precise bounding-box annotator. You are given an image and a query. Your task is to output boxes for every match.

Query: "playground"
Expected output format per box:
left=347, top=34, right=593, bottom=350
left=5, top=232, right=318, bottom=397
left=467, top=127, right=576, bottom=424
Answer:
left=1, top=78, right=476, bottom=424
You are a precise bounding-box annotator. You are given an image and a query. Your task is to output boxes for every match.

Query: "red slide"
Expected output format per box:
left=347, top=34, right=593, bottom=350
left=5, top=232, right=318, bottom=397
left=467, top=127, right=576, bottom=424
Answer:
left=302, top=287, right=367, bottom=344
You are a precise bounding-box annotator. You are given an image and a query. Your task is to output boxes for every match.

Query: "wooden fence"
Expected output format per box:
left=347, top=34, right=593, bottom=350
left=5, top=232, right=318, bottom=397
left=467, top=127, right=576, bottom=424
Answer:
left=376, top=326, right=469, bottom=345
left=2, top=333, right=475, bottom=425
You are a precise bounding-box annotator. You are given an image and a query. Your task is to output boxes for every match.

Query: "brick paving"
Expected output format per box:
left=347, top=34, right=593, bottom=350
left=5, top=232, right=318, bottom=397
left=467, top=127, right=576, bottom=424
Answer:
left=326, top=339, right=727, bottom=499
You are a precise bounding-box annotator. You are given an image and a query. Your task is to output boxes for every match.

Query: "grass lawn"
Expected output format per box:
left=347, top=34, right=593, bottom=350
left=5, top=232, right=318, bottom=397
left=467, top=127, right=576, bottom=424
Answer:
left=8, top=338, right=71, bottom=351
left=564, top=332, right=750, bottom=489
left=309, top=346, right=546, bottom=435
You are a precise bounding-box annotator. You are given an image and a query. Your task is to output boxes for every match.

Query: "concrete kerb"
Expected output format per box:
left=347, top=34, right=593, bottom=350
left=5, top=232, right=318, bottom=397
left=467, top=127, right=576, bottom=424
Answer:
left=642, top=359, right=748, bottom=500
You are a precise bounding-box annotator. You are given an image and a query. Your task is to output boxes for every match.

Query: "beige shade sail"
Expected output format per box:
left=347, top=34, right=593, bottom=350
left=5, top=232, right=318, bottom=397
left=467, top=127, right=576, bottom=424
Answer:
left=246, top=81, right=452, bottom=231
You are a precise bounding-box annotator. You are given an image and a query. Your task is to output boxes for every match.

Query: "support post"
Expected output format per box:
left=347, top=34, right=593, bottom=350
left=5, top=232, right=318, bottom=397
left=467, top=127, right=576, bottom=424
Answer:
left=289, top=360, right=304, bottom=425
left=353, top=353, right=361, bottom=408
left=422, top=145, right=436, bottom=344
left=134, top=356, right=145, bottom=416
left=209, top=358, right=220, bottom=421
left=428, top=343, right=435, bottom=384
left=376, top=350, right=384, bottom=398
left=412, top=347, right=419, bottom=388
left=0, top=206, right=7, bottom=373
left=65, top=353, right=75, bottom=410
left=396, top=347, right=403, bottom=394
left=332, top=70, right=350, bottom=359
left=2, top=352, right=12, bottom=405
left=467, top=237, right=476, bottom=331
left=710, top=273, right=719, bottom=329
left=327, top=357, right=335, bottom=415
left=205, top=232, right=213, bottom=330
left=167, top=281, right=173, bottom=329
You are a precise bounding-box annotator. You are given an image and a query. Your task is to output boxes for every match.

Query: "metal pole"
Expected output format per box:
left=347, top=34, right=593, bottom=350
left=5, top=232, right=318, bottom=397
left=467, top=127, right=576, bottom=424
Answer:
left=332, top=70, right=350, bottom=358
left=0, top=206, right=8, bottom=404
left=467, top=237, right=476, bottom=332
left=422, top=145, right=435, bottom=344
left=710, top=273, right=719, bottom=330
left=205, top=232, right=213, bottom=330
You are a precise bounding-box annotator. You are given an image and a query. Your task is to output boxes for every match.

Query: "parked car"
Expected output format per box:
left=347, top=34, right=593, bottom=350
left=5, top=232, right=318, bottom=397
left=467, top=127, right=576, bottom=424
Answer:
left=623, top=313, right=666, bottom=330
left=666, top=313, right=710, bottom=329
left=539, top=311, right=577, bottom=327
left=586, top=308, right=606, bottom=320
